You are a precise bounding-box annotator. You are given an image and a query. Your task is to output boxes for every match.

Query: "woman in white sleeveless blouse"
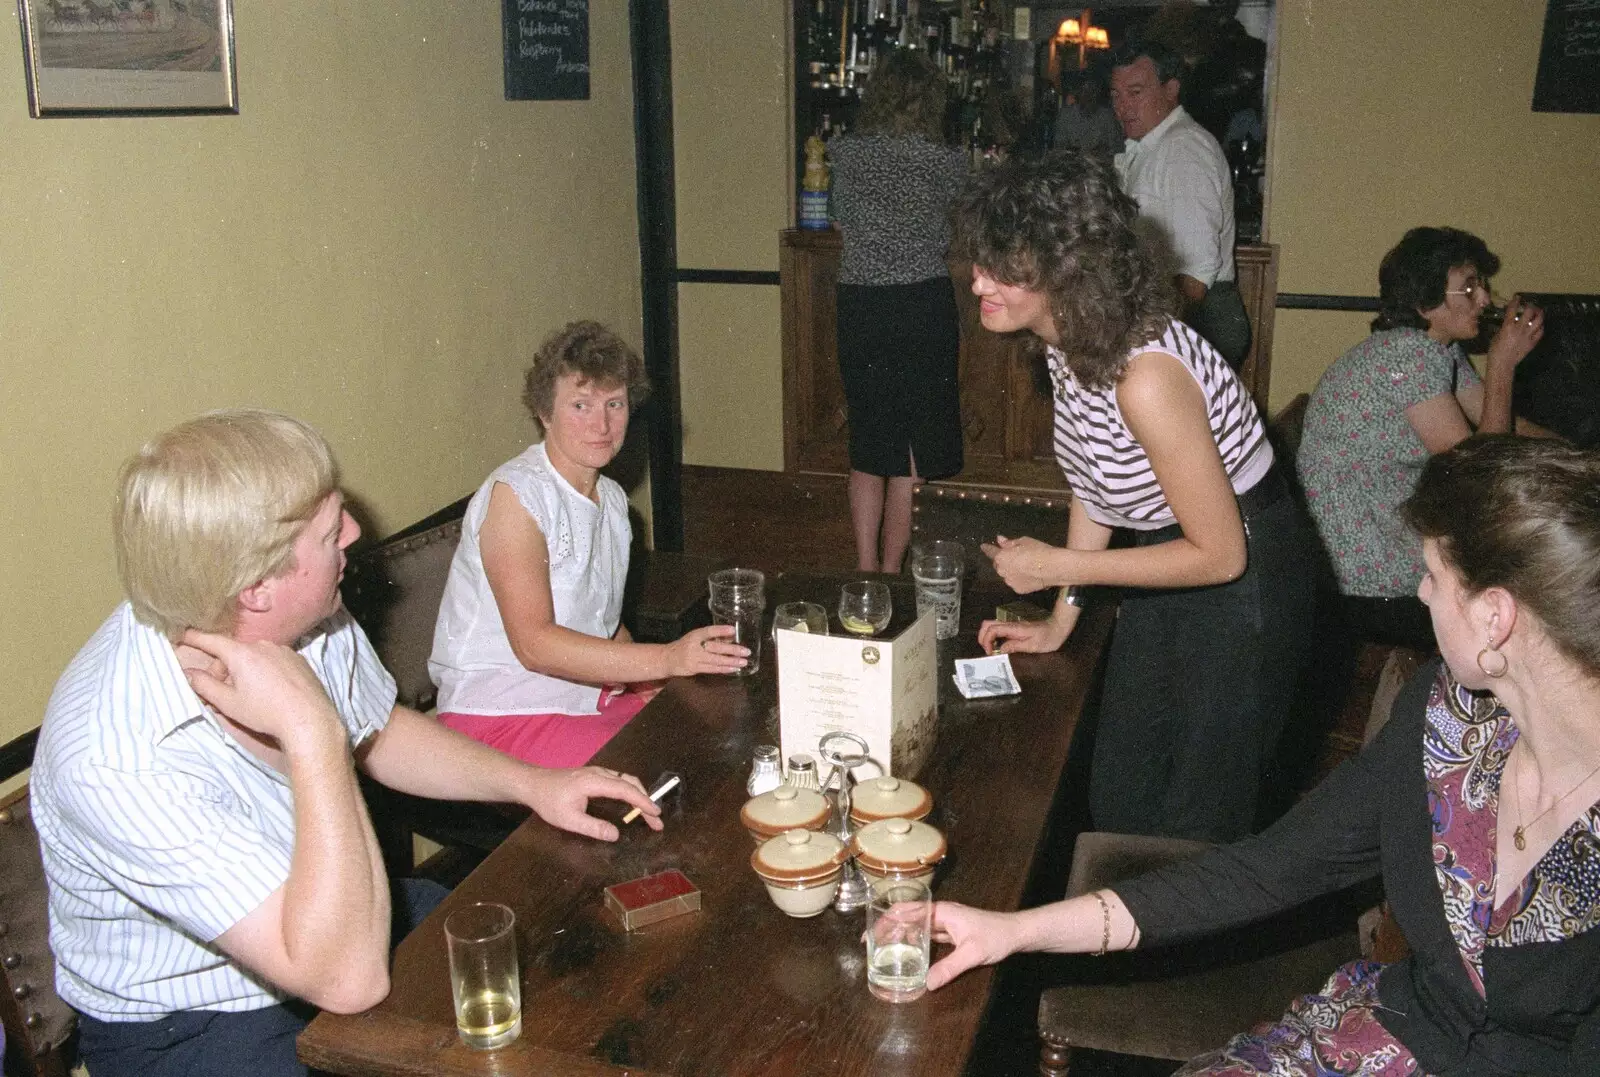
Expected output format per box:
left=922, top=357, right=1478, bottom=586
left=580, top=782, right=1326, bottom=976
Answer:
left=953, top=152, right=1317, bottom=842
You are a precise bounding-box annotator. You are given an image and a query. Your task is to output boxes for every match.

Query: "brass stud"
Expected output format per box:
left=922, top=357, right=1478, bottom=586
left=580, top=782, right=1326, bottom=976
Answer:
left=25, top=1011, right=42, bottom=1028
left=0, top=809, right=12, bottom=825
left=3, top=953, right=20, bottom=970
left=13, top=981, right=31, bottom=999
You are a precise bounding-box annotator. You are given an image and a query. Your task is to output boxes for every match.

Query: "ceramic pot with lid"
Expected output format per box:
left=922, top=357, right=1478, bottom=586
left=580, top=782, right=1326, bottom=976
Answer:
left=751, top=828, right=850, bottom=917
left=848, top=775, right=933, bottom=826
left=851, top=817, right=946, bottom=890
left=740, top=784, right=831, bottom=844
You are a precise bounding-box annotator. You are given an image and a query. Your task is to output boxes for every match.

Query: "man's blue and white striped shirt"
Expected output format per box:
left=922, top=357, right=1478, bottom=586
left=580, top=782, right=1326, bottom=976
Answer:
left=30, top=603, right=397, bottom=1020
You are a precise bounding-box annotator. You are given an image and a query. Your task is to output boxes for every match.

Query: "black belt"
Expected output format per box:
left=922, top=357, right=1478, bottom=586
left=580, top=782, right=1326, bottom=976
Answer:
left=1134, top=465, right=1290, bottom=546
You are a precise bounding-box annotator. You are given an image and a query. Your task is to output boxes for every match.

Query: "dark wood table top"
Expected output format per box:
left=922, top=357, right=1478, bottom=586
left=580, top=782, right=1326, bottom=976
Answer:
left=300, top=576, right=1111, bottom=1077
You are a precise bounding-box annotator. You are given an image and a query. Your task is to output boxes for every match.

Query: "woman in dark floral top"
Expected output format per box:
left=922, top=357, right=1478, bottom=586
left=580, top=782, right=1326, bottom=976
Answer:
left=828, top=49, right=967, bottom=572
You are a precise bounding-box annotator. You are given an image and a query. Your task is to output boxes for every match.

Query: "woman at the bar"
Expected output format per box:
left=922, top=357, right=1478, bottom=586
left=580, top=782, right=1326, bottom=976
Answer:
left=1297, top=226, right=1547, bottom=650
left=929, top=436, right=1600, bottom=1077
left=428, top=321, right=746, bottom=768
left=960, top=152, right=1316, bottom=843
left=828, top=48, right=967, bottom=573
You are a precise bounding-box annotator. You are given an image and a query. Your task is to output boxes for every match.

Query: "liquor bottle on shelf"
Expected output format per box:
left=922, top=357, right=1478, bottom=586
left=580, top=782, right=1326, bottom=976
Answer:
left=798, top=134, right=832, bottom=230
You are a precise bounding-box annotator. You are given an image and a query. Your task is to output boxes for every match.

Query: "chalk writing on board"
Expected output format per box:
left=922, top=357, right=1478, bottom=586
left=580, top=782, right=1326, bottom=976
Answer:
left=503, top=0, right=589, bottom=101
left=1533, top=0, right=1600, bottom=113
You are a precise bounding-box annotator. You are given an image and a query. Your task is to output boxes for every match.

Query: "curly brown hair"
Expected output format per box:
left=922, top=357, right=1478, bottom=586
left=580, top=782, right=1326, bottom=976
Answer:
left=854, top=48, right=949, bottom=142
left=522, top=320, right=650, bottom=431
left=950, top=150, right=1176, bottom=389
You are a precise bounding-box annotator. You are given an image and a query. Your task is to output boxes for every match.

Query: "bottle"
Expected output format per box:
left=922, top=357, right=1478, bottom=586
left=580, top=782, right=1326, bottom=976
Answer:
left=799, top=134, right=831, bottom=231
left=786, top=754, right=821, bottom=791
left=748, top=745, right=784, bottom=796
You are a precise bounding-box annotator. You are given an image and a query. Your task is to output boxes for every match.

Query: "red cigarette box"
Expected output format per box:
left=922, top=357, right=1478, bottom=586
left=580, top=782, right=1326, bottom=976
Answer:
left=603, top=869, right=702, bottom=931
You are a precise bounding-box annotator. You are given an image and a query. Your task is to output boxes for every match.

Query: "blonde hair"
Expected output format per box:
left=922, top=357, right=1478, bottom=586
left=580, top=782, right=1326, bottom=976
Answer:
left=114, top=409, right=337, bottom=638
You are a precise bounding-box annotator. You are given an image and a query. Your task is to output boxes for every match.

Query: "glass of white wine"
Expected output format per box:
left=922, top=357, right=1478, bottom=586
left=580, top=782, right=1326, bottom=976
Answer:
left=445, top=902, right=521, bottom=1049
left=838, top=581, right=892, bottom=637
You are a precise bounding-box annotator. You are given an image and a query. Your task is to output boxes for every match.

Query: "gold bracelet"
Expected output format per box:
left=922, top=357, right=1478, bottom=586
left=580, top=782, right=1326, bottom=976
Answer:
left=1090, top=890, right=1111, bottom=956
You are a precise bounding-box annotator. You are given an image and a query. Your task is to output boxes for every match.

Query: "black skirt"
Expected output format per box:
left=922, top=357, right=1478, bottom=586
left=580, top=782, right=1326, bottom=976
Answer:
left=835, top=276, right=963, bottom=479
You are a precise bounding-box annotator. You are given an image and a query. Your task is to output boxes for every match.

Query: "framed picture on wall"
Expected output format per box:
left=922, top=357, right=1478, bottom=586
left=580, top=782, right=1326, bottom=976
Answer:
left=17, top=0, right=238, bottom=117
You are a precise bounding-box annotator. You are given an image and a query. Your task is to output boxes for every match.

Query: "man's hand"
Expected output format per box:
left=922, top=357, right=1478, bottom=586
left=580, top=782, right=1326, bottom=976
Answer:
left=926, top=902, right=1029, bottom=991
left=181, top=629, right=342, bottom=746
left=519, top=766, right=663, bottom=842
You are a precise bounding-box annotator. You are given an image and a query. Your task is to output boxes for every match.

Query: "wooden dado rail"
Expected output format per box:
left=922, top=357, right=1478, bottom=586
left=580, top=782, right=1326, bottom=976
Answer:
left=779, top=227, right=1279, bottom=496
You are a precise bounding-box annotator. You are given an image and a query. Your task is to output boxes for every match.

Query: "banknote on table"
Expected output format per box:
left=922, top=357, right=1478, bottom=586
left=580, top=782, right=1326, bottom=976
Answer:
left=953, top=653, right=1021, bottom=699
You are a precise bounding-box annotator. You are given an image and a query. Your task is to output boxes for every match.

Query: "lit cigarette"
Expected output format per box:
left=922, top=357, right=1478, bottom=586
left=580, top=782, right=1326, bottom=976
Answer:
left=622, top=773, right=681, bottom=824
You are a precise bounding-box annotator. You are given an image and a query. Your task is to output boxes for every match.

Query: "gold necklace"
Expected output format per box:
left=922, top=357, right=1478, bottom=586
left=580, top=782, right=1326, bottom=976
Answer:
left=1511, top=745, right=1600, bottom=851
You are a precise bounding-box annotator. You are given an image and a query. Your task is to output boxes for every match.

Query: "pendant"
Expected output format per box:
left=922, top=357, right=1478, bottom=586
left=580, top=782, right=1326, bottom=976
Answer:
left=1514, top=826, right=1527, bottom=851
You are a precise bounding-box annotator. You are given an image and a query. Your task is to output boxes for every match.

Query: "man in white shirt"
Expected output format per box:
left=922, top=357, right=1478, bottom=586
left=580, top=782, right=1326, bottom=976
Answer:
left=1110, top=40, right=1252, bottom=367
left=30, top=409, right=662, bottom=1077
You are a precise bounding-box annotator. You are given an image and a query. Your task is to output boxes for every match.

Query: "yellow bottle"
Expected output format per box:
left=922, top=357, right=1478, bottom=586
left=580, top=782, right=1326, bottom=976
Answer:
left=799, top=134, right=831, bottom=230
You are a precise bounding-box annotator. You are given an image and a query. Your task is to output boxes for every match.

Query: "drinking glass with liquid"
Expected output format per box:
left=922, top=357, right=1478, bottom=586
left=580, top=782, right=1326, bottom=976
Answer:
left=865, top=878, right=933, bottom=1003
left=445, top=902, right=522, bottom=1049
left=838, top=580, right=892, bottom=636
left=708, top=568, right=766, bottom=675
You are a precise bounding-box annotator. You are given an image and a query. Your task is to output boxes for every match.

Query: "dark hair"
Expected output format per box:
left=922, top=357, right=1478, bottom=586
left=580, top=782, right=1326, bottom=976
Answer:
left=1110, top=39, right=1184, bottom=84
left=1373, top=226, right=1501, bottom=332
left=522, top=320, right=650, bottom=430
left=950, top=150, right=1176, bottom=388
left=1405, top=436, right=1600, bottom=680
left=855, top=49, right=949, bottom=142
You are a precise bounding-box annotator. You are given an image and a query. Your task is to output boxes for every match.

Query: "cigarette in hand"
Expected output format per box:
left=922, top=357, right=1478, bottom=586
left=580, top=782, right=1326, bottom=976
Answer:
left=622, top=772, right=681, bottom=824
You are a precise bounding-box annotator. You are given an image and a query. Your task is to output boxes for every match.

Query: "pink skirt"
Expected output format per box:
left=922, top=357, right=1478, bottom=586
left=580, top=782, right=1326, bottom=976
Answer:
left=439, top=686, right=653, bottom=769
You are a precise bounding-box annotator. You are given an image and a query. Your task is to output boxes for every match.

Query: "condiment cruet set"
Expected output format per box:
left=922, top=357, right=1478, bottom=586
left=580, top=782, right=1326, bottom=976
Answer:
left=744, top=731, right=945, bottom=918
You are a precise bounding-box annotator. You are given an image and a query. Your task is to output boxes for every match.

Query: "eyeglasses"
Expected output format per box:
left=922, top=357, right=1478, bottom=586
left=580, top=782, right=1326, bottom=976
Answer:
left=1444, top=280, right=1494, bottom=303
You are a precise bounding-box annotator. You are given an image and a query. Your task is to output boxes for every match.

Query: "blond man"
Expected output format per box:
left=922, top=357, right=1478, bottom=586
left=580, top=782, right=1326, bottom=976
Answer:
left=30, top=410, right=660, bottom=1077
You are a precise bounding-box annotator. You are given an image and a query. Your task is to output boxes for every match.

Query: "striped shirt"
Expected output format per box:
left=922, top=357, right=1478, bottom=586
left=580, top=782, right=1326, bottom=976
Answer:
left=1047, top=319, right=1272, bottom=530
left=30, top=603, right=397, bottom=1020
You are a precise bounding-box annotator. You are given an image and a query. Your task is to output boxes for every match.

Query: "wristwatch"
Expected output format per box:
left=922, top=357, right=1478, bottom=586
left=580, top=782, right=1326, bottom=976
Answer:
left=1060, top=585, right=1086, bottom=608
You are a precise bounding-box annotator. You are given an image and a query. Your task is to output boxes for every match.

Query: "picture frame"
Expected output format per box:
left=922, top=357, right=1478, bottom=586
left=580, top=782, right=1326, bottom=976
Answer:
left=16, top=0, right=237, bottom=117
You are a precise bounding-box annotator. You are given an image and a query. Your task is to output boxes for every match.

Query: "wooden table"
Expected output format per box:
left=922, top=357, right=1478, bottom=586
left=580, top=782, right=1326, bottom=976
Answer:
left=300, top=575, right=1111, bottom=1077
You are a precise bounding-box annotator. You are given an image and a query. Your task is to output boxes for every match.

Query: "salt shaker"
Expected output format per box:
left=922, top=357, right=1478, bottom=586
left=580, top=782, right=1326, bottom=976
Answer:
left=786, top=754, right=821, bottom=791
left=747, top=744, right=784, bottom=797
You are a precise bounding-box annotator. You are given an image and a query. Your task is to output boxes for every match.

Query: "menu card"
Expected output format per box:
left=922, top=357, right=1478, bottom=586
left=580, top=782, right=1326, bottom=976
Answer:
left=775, top=608, right=938, bottom=780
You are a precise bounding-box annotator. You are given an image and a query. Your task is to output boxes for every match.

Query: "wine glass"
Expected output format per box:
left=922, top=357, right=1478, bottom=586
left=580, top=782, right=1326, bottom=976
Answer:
left=838, top=581, right=892, bottom=637
left=773, top=601, right=829, bottom=636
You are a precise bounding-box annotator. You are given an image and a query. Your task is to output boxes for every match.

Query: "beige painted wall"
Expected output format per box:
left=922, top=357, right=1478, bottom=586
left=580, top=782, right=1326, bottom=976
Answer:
left=671, top=1, right=790, bottom=469
left=0, top=4, right=643, bottom=746
left=1265, top=0, right=1600, bottom=407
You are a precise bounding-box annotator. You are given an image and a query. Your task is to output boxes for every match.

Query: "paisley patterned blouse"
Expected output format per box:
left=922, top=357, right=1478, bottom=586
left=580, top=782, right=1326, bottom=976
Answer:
left=1179, top=669, right=1600, bottom=1076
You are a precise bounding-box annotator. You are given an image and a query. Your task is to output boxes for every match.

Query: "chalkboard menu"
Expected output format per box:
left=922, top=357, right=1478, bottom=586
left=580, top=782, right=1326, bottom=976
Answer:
left=503, top=0, right=590, bottom=101
left=1533, top=0, right=1600, bottom=113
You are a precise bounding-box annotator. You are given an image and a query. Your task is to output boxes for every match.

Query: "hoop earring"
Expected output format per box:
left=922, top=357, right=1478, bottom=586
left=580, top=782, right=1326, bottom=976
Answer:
left=1477, top=644, right=1508, bottom=678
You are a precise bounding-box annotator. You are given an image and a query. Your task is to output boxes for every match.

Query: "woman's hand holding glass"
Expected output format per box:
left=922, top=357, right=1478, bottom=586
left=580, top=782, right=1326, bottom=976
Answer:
left=1487, top=295, right=1545, bottom=372
left=663, top=624, right=749, bottom=677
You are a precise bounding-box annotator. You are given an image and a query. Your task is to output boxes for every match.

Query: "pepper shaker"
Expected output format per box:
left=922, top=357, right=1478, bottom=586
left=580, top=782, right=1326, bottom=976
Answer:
left=786, top=754, right=821, bottom=791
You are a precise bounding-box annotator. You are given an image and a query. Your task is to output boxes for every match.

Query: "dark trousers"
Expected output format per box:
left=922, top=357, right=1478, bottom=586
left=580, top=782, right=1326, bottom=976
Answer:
left=1186, top=278, right=1252, bottom=369
left=1340, top=594, right=1436, bottom=652
left=77, top=877, right=449, bottom=1077
left=1089, top=494, right=1317, bottom=843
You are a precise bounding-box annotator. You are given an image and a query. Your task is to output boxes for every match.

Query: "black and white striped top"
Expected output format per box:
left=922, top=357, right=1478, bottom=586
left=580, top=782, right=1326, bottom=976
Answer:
left=1047, top=319, right=1272, bottom=530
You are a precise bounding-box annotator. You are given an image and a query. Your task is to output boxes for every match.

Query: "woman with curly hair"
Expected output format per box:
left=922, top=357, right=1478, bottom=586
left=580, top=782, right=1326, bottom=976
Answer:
left=428, top=321, right=747, bottom=767
left=1297, top=227, right=1547, bottom=651
left=828, top=49, right=967, bottom=572
left=957, top=152, right=1316, bottom=841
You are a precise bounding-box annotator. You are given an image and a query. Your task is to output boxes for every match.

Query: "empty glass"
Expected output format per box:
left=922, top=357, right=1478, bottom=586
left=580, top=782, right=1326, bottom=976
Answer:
left=773, top=600, right=829, bottom=636
left=838, top=580, right=892, bottom=637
